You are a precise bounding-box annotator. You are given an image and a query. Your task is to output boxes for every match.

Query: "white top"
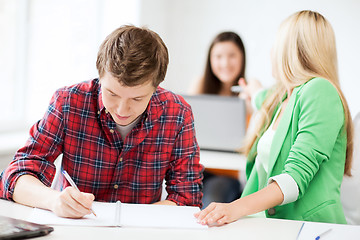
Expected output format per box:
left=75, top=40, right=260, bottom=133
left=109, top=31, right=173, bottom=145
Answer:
left=255, top=105, right=299, bottom=206
left=115, top=115, right=142, bottom=141
left=255, top=125, right=275, bottom=189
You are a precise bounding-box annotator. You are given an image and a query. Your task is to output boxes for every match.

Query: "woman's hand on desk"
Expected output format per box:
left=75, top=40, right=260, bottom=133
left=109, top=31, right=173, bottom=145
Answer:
left=195, top=182, right=284, bottom=226
left=51, top=187, right=95, bottom=219
left=194, top=201, right=242, bottom=226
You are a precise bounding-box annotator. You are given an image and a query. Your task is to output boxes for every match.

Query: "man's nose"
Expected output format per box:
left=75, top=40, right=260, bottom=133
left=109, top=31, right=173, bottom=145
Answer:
left=116, top=100, right=129, bottom=115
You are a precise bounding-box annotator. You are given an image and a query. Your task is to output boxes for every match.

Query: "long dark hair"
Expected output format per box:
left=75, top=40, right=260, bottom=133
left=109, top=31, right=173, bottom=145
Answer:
left=201, top=31, right=246, bottom=95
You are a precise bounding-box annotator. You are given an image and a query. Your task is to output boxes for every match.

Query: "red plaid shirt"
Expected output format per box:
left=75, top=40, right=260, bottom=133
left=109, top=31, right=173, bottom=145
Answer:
left=0, top=79, right=203, bottom=206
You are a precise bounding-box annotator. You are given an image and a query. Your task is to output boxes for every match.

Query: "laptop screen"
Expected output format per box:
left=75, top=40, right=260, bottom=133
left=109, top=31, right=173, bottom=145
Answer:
left=181, top=94, right=246, bottom=152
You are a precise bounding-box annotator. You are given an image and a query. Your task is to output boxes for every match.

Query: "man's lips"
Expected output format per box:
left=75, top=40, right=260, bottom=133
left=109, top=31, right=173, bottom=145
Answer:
left=115, top=114, right=130, bottom=120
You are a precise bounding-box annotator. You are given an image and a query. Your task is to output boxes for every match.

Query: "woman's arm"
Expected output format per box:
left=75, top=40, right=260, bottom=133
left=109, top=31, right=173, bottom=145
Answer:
left=195, top=181, right=283, bottom=226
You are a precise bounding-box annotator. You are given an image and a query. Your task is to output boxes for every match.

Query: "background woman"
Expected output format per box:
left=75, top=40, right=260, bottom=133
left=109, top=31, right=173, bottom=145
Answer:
left=190, top=31, right=246, bottom=96
left=190, top=31, right=246, bottom=208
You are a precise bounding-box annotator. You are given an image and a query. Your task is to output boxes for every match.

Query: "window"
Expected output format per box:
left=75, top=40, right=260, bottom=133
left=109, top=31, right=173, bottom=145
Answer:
left=0, top=0, right=140, bottom=133
left=0, top=0, right=26, bottom=132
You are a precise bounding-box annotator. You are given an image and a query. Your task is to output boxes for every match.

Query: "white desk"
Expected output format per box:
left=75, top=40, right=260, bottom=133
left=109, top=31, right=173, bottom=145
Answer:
left=0, top=199, right=302, bottom=240
left=199, top=150, right=246, bottom=171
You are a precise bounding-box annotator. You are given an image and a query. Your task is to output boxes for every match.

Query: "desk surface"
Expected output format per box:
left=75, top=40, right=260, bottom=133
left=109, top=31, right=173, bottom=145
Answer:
left=0, top=199, right=302, bottom=240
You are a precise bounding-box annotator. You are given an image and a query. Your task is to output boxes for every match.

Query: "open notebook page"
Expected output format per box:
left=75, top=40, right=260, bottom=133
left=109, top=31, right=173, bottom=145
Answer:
left=120, top=203, right=206, bottom=229
left=28, top=201, right=117, bottom=226
left=28, top=201, right=206, bottom=229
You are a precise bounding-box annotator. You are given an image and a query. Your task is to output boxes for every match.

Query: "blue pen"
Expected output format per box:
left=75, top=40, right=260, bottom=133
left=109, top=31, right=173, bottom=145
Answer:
left=315, top=228, right=332, bottom=240
left=62, top=170, right=97, bottom=217
left=296, top=222, right=305, bottom=240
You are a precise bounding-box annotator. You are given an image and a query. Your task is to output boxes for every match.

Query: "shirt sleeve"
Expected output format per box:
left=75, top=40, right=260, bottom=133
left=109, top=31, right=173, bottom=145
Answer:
left=0, top=90, right=65, bottom=200
left=165, top=107, right=204, bottom=207
left=268, top=173, right=299, bottom=205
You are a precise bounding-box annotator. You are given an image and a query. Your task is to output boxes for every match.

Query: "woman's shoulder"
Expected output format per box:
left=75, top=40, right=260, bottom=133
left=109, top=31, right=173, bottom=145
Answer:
left=297, top=77, right=343, bottom=114
left=298, top=77, right=338, bottom=97
left=188, top=76, right=205, bottom=95
left=301, top=77, right=336, bottom=91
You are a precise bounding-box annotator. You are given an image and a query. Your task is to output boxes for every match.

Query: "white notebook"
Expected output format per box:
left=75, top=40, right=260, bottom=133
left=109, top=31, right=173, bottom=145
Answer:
left=28, top=201, right=206, bottom=229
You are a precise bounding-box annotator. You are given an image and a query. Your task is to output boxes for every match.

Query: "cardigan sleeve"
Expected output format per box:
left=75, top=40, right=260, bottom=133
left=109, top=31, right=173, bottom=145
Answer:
left=253, top=89, right=268, bottom=110
left=283, top=78, right=345, bottom=198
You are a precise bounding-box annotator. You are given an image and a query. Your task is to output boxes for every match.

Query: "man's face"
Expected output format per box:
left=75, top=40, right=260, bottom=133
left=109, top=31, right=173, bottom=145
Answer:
left=100, top=72, right=156, bottom=126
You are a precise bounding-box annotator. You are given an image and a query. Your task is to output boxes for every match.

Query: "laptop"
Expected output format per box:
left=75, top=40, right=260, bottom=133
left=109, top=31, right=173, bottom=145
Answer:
left=0, top=215, right=54, bottom=240
left=181, top=94, right=246, bottom=152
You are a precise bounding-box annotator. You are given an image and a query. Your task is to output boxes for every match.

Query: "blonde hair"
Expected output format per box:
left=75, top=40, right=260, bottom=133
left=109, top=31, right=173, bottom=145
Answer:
left=242, top=10, right=353, bottom=176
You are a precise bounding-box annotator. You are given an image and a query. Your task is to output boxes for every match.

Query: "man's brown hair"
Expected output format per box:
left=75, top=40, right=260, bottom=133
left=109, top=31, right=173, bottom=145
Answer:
left=96, top=25, right=169, bottom=87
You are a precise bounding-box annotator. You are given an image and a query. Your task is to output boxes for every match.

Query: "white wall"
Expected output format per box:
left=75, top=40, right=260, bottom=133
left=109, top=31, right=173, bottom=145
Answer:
left=139, top=0, right=360, bottom=116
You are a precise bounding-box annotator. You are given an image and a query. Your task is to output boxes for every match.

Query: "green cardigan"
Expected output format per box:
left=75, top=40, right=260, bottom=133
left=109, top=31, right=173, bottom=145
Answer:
left=242, top=77, right=347, bottom=224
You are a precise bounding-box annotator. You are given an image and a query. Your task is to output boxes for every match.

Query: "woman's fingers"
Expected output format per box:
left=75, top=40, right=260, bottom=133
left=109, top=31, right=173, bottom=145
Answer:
left=196, top=202, right=238, bottom=226
left=195, top=202, right=216, bottom=223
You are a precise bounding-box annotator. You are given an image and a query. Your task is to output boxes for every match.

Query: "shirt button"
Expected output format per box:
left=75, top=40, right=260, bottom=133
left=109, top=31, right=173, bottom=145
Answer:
left=114, top=184, right=119, bottom=189
left=97, top=111, right=100, bottom=115
left=119, top=157, right=123, bottom=162
left=268, top=208, right=276, bottom=216
left=105, top=109, right=109, bottom=114
left=110, top=129, right=114, bottom=133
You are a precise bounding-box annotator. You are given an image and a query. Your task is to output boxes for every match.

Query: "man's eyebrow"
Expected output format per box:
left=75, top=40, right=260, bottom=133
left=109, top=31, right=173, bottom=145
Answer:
left=104, top=87, right=148, bottom=98
left=104, top=87, right=116, bottom=95
left=132, top=94, right=148, bottom=99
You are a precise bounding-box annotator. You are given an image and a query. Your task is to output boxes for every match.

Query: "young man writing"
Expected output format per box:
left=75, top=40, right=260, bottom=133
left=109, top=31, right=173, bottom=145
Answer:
left=0, top=25, right=203, bottom=218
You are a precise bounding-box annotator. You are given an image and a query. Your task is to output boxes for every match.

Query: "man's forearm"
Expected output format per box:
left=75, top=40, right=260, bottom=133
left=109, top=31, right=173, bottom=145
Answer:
left=13, top=174, right=59, bottom=210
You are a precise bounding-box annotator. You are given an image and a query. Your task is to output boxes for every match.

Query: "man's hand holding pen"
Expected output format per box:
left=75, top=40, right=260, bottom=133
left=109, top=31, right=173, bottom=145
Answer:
left=50, top=186, right=95, bottom=219
left=48, top=170, right=96, bottom=219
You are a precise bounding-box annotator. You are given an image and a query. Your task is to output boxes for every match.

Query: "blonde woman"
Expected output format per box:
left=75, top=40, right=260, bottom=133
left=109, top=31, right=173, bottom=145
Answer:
left=196, top=10, right=353, bottom=225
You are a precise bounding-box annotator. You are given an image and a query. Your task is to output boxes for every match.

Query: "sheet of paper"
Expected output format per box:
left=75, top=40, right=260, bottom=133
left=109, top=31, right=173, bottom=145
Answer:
left=120, top=203, right=207, bottom=229
left=28, top=201, right=117, bottom=227
left=297, top=221, right=360, bottom=240
left=28, top=201, right=206, bottom=229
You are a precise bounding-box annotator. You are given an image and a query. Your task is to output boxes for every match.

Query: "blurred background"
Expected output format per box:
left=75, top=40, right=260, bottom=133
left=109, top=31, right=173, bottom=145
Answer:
left=1, top=0, right=360, bottom=168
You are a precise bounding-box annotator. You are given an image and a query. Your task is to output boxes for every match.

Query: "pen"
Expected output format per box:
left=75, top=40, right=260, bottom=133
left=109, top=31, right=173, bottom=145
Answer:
left=315, top=228, right=332, bottom=240
left=62, top=170, right=97, bottom=217
left=230, top=86, right=243, bottom=93
left=296, top=222, right=305, bottom=240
